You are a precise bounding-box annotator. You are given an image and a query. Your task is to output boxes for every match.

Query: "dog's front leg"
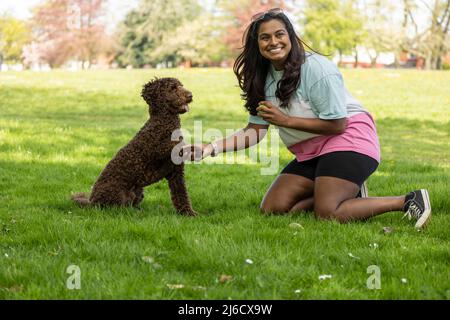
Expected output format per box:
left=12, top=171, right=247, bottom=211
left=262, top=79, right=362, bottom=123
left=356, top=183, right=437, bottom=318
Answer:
left=132, top=186, right=144, bottom=208
left=166, top=164, right=198, bottom=216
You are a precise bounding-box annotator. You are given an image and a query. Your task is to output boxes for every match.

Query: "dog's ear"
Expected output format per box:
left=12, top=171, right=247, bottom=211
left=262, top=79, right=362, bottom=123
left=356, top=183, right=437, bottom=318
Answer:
left=141, top=77, right=160, bottom=107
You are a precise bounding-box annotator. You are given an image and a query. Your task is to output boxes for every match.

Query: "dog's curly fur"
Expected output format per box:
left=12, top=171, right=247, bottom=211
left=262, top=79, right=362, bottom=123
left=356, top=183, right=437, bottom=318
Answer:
left=72, top=77, right=197, bottom=216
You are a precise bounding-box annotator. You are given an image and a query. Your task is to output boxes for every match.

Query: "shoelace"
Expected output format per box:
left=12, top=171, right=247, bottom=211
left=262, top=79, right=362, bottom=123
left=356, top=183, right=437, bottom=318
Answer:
left=403, top=203, right=422, bottom=220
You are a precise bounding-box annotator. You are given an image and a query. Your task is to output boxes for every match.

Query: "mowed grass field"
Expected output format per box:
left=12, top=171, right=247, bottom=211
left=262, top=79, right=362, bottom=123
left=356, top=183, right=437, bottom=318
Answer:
left=0, top=68, right=449, bottom=299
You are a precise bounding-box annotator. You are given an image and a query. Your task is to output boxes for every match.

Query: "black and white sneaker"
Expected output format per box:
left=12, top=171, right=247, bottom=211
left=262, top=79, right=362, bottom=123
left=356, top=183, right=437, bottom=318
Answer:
left=403, top=189, right=432, bottom=228
left=356, top=181, right=369, bottom=198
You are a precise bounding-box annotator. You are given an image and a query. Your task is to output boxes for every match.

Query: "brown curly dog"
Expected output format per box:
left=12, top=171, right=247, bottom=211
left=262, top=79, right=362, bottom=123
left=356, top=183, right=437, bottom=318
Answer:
left=71, top=77, right=198, bottom=216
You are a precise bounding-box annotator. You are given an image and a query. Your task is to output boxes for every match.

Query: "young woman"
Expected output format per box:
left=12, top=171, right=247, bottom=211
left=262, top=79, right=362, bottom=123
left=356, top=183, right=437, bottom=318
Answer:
left=187, top=8, right=431, bottom=228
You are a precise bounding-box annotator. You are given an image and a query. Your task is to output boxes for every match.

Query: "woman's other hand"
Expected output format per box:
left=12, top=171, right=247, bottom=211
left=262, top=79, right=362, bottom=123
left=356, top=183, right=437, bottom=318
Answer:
left=256, top=101, right=291, bottom=126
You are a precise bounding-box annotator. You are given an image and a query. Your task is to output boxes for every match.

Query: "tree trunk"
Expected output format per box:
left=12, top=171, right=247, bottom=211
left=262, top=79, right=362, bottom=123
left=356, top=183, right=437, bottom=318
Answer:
left=430, top=56, right=437, bottom=70
left=370, top=52, right=378, bottom=68
left=394, top=52, right=400, bottom=68
left=425, top=54, right=432, bottom=70
left=435, top=56, right=442, bottom=70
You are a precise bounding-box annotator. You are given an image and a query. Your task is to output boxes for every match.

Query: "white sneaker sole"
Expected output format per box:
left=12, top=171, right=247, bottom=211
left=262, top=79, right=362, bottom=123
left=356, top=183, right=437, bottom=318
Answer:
left=415, top=189, right=431, bottom=229
left=360, top=181, right=369, bottom=198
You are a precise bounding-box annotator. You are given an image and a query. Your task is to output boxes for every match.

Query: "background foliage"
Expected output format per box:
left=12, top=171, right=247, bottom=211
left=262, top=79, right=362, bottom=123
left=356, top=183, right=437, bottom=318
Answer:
left=1, top=0, right=449, bottom=69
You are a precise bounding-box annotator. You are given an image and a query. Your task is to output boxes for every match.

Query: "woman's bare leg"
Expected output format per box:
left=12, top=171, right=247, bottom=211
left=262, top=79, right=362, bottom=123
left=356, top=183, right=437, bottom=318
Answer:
left=260, top=174, right=314, bottom=214
left=313, top=176, right=405, bottom=223
left=290, top=197, right=314, bottom=212
left=289, top=181, right=367, bottom=213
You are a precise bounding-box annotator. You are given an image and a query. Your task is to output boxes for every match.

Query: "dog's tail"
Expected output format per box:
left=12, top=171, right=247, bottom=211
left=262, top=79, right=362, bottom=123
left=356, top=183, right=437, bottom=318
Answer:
left=71, top=193, right=91, bottom=207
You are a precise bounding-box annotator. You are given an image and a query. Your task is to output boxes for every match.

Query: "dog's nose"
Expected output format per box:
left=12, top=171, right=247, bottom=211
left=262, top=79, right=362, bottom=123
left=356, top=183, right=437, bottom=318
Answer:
left=187, top=92, right=193, bottom=100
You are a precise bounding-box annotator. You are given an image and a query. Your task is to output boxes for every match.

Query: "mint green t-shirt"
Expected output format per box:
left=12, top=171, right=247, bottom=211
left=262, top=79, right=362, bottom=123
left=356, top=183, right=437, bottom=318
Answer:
left=249, top=53, right=366, bottom=146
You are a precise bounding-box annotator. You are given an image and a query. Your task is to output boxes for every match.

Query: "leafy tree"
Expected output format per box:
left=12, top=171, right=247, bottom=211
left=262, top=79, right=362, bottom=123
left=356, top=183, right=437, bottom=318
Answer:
left=151, top=12, right=230, bottom=66
left=0, top=15, right=31, bottom=66
left=402, top=0, right=450, bottom=70
left=29, top=0, right=110, bottom=68
left=116, top=0, right=203, bottom=67
left=115, top=9, right=153, bottom=67
left=361, top=0, right=400, bottom=67
left=302, top=0, right=365, bottom=64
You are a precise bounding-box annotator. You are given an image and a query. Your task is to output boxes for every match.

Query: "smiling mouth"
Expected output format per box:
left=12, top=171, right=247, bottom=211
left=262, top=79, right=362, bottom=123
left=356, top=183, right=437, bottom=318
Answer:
left=268, top=47, right=283, bottom=54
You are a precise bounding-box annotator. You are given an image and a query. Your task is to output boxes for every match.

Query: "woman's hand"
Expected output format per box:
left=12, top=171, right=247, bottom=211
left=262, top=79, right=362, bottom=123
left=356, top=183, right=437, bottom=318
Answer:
left=182, top=143, right=214, bottom=162
left=256, top=101, right=291, bottom=127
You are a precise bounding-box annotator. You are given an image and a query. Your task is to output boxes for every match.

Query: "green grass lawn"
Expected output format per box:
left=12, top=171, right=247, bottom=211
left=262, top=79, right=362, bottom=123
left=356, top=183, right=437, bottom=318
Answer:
left=0, top=68, right=449, bottom=299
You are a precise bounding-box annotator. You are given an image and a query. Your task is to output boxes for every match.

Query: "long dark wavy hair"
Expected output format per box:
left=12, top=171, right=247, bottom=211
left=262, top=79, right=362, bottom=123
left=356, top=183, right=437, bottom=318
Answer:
left=233, top=12, right=312, bottom=115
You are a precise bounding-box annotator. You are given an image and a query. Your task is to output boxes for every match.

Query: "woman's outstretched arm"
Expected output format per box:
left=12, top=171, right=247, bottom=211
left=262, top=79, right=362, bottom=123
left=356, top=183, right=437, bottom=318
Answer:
left=185, top=122, right=269, bottom=161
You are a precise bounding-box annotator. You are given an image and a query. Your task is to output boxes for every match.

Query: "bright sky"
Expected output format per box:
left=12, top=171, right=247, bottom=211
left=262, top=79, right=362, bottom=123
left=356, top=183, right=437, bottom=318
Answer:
left=0, top=0, right=140, bottom=30
left=0, top=0, right=42, bottom=20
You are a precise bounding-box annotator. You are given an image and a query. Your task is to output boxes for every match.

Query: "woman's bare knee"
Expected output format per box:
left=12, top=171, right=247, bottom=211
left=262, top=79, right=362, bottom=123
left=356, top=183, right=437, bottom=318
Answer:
left=260, top=174, right=314, bottom=215
left=260, top=201, right=291, bottom=215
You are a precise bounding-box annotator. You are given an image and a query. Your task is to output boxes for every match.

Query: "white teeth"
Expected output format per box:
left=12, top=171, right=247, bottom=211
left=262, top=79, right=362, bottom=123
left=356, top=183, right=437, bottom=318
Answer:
left=269, top=48, right=282, bottom=53
left=183, top=105, right=189, bottom=112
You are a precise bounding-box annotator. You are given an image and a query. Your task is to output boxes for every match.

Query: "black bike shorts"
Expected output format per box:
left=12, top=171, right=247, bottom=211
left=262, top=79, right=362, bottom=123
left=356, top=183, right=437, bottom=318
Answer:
left=281, top=151, right=379, bottom=187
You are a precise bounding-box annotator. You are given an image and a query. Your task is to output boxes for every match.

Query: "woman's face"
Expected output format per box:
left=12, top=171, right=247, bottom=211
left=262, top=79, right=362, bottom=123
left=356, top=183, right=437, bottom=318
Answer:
left=257, top=19, right=292, bottom=70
